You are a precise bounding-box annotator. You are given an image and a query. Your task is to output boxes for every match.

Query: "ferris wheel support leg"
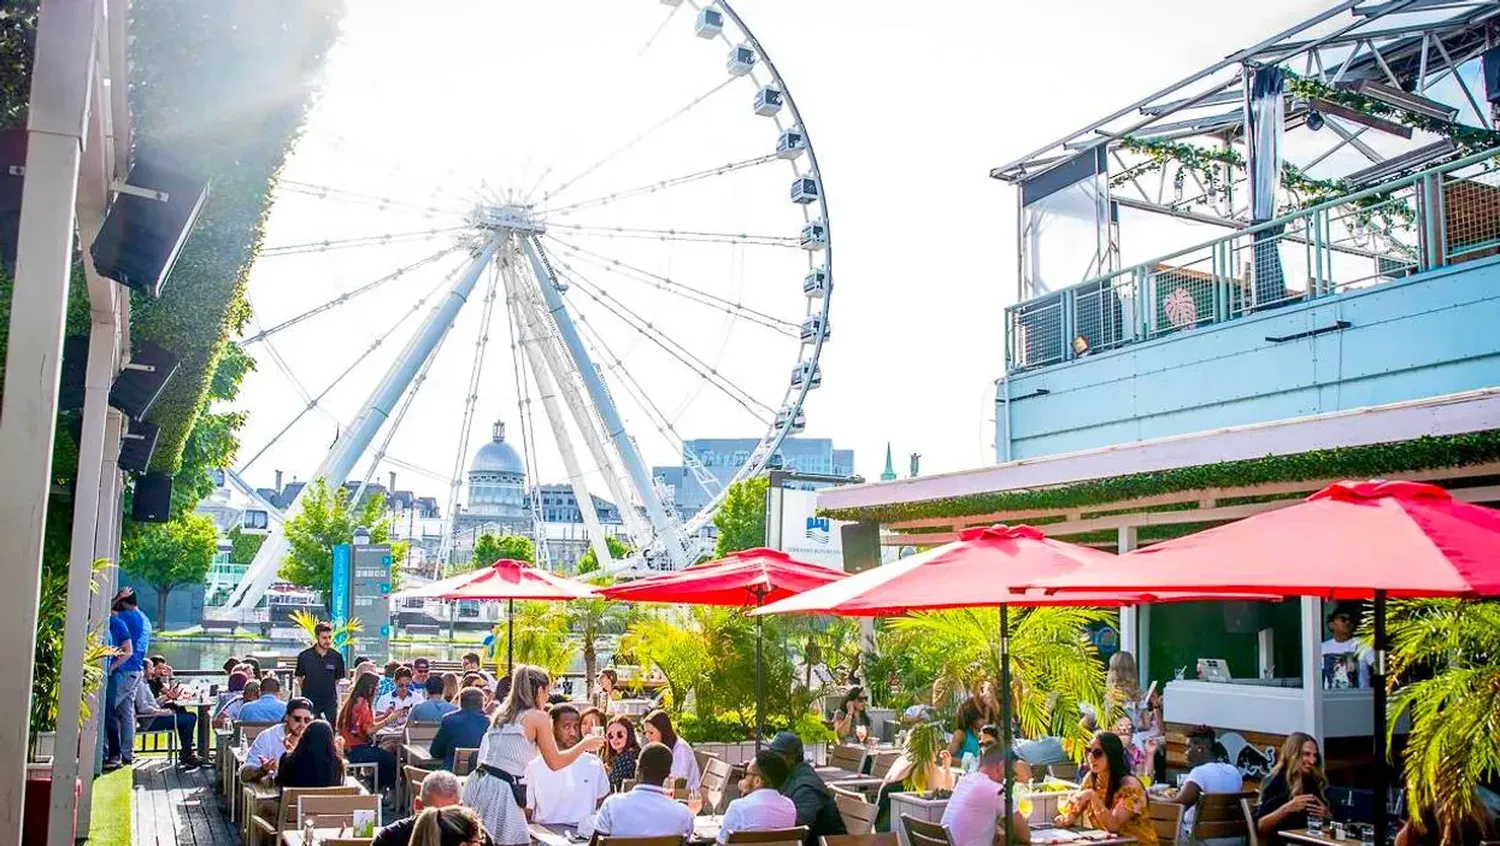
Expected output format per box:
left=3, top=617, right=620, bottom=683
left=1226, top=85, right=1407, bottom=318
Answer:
left=220, top=237, right=502, bottom=616
left=501, top=263, right=615, bottom=571
left=509, top=261, right=651, bottom=546
left=521, top=236, right=690, bottom=568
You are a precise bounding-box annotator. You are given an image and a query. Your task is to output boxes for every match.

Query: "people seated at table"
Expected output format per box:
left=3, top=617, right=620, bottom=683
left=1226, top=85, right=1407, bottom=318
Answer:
left=136, top=657, right=202, bottom=768
left=221, top=679, right=259, bottom=726
left=718, top=750, right=797, bottom=844
left=875, top=748, right=954, bottom=831
left=337, top=670, right=402, bottom=796
left=411, top=676, right=458, bottom=724
left=221, top=656, right=242, bottom=676
left=601, top=714, right=641, bottom=792
left=378, top=660, right=402, bottom=698
left=431, top=687, right=490, bottom=772
left=594, top=741, right=696, bottom=840
left=213, top=671, right=251, bottom=727
left=410, top=658, right=432, bottom=700
left=769, top=731, right=847, bottom=846
left=1054, top=731, right=1157, bottom=844
left=377, top=665, right=422, bottom=724
left=441, top=672, right=461, bottom=703
left=1254, top=732, right=1329, bottom=846
left=950, top=680, right=1001, bottom=761
left=373, top=770, right=496, bottom=846
left=240, top=697, right=316, bottom=783
left=591, top=667, right=618, bottom=713
left=277, top=718, right=345, bottom=789
left=578, top=706, right=605, bottom=738
left=462, top=664, right=604, bottom=846
left=239, top=675, right=289, bottom=723
left=940, top=745, right=1032, bottom=846
left=462, top=652, right=496, bottom=689
left=643, top=709, right=701, bottom=791
left=833, top=686, right=873, bottom=744
left=1173, top=725, right=1244, bottom=846
left=525, top=703, right=611, bottom=825
left=1321, top=602, right=1374, bottom=689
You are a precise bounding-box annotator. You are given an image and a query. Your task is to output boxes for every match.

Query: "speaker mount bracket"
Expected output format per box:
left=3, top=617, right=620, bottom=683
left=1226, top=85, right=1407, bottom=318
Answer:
left=110, top=180, right=170, bottom=203
left=121, top=361, right=158, bottom=373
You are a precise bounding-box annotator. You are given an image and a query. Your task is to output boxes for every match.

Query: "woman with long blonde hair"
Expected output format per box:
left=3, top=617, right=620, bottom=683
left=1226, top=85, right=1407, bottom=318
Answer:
left=1254, top=732, right=1330, bottom=845
left=409, top=805, right=487, bottom=846
left=460, top=664, right=604, bottom=845
left=441, top=671, right=461, bottom=703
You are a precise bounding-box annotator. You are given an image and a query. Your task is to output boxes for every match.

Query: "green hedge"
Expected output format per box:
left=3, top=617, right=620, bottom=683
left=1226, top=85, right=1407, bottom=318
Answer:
left=822, top=431, right=1500, bottom=523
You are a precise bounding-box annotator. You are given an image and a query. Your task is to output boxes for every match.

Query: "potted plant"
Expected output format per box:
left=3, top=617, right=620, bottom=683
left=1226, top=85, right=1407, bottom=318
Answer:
left=890, top=720, right=952, bottom=846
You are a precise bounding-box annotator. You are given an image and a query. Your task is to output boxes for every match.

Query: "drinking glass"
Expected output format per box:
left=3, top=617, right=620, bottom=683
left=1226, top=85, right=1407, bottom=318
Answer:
left=854, top=725, right=868, bottom=744
left=1308, top=810, right=1325, bottom=835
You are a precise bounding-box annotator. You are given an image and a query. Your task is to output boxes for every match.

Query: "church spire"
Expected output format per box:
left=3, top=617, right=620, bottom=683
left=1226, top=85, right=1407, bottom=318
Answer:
left=880, top=442, right=896, bottom=481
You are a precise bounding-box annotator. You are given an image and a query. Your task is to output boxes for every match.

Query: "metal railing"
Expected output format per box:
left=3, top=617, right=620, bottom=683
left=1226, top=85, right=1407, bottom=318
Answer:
left=1005, top=146, right=1500, bottom=371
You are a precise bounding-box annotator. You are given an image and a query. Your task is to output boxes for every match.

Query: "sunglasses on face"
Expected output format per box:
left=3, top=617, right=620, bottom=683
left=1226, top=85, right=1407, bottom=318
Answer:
left=607, top=730, right=626, bottom=740
left=288, top=714, right=312, bottom=724
left=1087, top=746, right=1105, bottom=759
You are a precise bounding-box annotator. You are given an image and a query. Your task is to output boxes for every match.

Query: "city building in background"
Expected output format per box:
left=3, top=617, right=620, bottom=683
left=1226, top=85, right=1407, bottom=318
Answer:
left=653, top=436, right=855, bottom=520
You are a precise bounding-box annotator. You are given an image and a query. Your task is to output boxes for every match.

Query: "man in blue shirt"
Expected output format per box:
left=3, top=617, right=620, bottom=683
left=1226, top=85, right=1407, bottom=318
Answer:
left=102, top=607, right=132, bottom=769
left=238, top=675, right=289, bottom=723
left=429, top=687, right=488, bottom=771
left=107, top=589, right=151, bottom=767
left=409, top=676, right=457, bottom=724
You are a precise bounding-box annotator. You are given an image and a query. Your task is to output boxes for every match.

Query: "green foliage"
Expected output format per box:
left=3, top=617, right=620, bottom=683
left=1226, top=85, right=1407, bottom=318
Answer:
left=567, top=578, right=637, bottom=694
left=457, top=533, right=534, bottom=574
left=902, top=720, right=949, bottom=793
left=279, top=479, right=395, bottom=591
left=1382, top=599, right=1500, bottom=841
left=122, top=511, right=219, bottom=622
left=289, top=608, right=362, bottom=650
left=127, top=0, right=342, bottom=474
left=31, top=559, right=120, bottom=735
left=228, top=526, right=267, bottom=565
left=821, top=431, right=1500, bottom=523
left=1284, top=72, right=1500, bottom=155
left=492, top=602, right=576, bottom=677
left=714, top=476, right=768, bottom=556
left=0, top=0, right=38, bottom=129
left=577, top=536, right=632, bottom=574
left=888, top=606, right=1112, bottom=754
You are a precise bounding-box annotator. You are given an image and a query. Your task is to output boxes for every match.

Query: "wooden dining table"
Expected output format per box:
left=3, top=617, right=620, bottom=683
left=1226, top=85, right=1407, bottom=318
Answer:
left=528, top=815, right=725, bottom=846
left=280, top=827, right=372, bottom=845
left=1025, top=825, right=1136, bottom=845
left=1278, top=828, right=1363, bottom=845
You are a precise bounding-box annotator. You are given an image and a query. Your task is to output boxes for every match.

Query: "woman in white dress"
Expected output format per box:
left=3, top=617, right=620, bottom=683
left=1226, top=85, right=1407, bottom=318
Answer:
left=643, top=709, right=701, bottom=792
left=462, top=665, right=605, bottom=845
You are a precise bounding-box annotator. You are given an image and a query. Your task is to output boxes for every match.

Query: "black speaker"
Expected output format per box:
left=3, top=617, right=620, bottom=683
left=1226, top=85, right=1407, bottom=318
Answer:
left=1484, top=46, right=1500, bottom=105
left=119, top=418, right=160, bottom=474
left=89, top=149, right=209, bottom=297
left=0, top=129, right=24, bottom=275
left=840, top=520, right=882, bottom=574
left=131, top=472, right=173, bottom=523
left=59, top=335, right=91, bottom=412
left=109, top=341, right=179, bottom=419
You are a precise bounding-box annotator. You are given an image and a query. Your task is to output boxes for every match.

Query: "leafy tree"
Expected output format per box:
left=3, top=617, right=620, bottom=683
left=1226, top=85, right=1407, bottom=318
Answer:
left=228, top=525, right=266, bottom=564
left=567, top=577, right=638, bottom=693
left=471, top=534, right=503, bottom=570
left=576, top=536, right=632, bottom=575
left=887, top=607, right=1114, bottom=756
left=123, top=512, right=219, bottom=623
left=714, top=476, right=768, bottom=556
left=279, top=479, right=395, bottom=591
left=1384, top=599, right=1500, bottom=841
left=456, top=533, right=533, bottom=574
left=492, top=602, right=575, bottom=677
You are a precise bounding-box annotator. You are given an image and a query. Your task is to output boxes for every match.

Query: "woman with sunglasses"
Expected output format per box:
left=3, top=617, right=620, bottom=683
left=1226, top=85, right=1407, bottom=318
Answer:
left=601, top=714, right=642, bottom=792
left=833, top=687, right=873, bottom=744
left=1055, top=731, right=1157, bottom=844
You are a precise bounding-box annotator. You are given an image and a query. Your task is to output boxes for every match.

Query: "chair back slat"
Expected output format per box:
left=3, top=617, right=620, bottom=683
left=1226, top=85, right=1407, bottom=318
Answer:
left=1239, top=796, right=1260, bottom=846
left=405, top=723, right=440, bottom=744
left=298, top=793, right=381, bottom=828
left=1148, top=800, right=1184, bottom=846
left=835, top=793, right=876, bottom=835
left=453, top=748, right=478, bottom=776
left=597, top=836, right=686, bottom=846
left=726, top=827, right=808, bottom=844
left=828, top=745, right=868, bottom=774
left=276, top=786, right=361, bottom=831
left=900, top=814, right=952, bottom=846
left=821, top=835, right=897, bottom=846
left=1191, top=791, right=1257, bottom=841
left=320, top=839, right=373, bottom=846
left=868, top=752, right=900, bottom=780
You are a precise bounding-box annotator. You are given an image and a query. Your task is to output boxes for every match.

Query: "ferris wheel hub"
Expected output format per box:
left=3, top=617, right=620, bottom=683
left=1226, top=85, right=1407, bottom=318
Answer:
left=472, top=204, right=546, bottom=235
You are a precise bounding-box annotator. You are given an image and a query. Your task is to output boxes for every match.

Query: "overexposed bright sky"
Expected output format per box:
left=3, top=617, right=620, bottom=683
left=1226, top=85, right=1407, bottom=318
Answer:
left=232, top=0, right=1335, bottom=513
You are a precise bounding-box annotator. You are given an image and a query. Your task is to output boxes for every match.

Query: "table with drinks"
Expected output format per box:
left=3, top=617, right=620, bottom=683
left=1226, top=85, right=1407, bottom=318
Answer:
left=1280, top=824, right=1387, bottom=845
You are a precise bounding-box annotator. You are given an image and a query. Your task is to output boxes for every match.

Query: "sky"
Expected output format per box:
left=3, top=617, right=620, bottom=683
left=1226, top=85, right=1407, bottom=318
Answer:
left=231, top=0, right=1338, bottom=517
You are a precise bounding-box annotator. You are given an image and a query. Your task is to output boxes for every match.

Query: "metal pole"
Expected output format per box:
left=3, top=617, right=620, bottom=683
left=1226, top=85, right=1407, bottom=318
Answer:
left=507, top=598, right=515, bottom=677
left=0, top=0, right=98, bottom=836
left=224, top=238, right=500, bottom=615
left=75, top=409, right=122, bottom=831
left=1000, top=604, right=1014, bottom=846
left=755, top=589, right=765, bottom=754
left=1372, top=590, right=1389, bottom=846
left=520, top=236, right=689, bottom=567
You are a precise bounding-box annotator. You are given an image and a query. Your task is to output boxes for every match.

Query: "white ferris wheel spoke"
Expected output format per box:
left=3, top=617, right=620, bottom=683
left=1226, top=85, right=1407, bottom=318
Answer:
left=544, top=222, right=801, bottom=248
left=258, top=226, right=467, bottom=257
left=540, top=154, right=781, bottom=217
left=277, top=179, right=470, bottom=218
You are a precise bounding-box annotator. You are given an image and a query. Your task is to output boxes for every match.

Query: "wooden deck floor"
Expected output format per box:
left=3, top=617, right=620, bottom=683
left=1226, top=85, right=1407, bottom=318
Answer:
left=132, top=757, right=239, bottom=846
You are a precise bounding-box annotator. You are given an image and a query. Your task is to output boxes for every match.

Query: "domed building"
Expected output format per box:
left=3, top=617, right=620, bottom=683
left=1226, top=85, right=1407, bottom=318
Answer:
left=450, top=420, right=533, bottom=561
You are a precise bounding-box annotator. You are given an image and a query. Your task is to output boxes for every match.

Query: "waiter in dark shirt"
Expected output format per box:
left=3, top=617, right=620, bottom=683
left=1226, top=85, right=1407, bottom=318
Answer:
left=294, top=621, right=345, bottom=722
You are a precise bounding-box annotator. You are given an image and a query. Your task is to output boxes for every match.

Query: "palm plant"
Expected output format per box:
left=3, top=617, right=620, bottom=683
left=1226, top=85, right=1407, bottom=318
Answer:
left=289, top=609, right=363, bottom=650
left=493, top=602, right=577, bottom=677
left=620, top=608, right=714, bottom=714
left=567, top=577, right=638, bottom=694
left=903, top=719, right=950, bottom=794
left=888, top=606, right=1112, bottom=753
left=1383, top=599, right=1500, bottom=841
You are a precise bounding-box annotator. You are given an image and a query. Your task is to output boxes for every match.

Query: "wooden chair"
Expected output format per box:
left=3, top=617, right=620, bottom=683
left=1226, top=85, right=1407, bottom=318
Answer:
left=1148, top=800, right=1185, bottom=846
left=453, top=747, right=478, bottom=776
left=134, top=716, right=179, bottom=762
left=297, top=793, right=380, bottom=829
left=868, top=751, right=900, bottom=780
left=827, top=744, right=869, bottom=775
left=1189, top=791, right=1257, bottom=844
left=248, top=785, right=360, bottom=846
left=822, top=835, right=897, bottom=846
left=597, top=837, right=687, bottom=846
left=900, top=815, right=952, bottom=846
left=320, top=840, right=373, bottom=846
left=621, top=778, right=638, bottom=793
left=344, top=761, right=380, bottom=796
left=835, top=791, right=876, bottom=835
left=702, top=756, right=735, bottom=813
left=1239, top=797, right=1260, bottom=846
left=403, top=765, right=434, bottom=813
left=726, top=827, right=808, bottom=844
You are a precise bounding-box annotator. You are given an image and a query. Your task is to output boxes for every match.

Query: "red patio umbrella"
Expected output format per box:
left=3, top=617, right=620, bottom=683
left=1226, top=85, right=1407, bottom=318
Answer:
left=753, top=524, right=1283, bottom=846
left=425, top=558, right=596, bottom=675
left=600, top=547, right=846, bottom=750
left=1015, top=480, right=1500, bottom=845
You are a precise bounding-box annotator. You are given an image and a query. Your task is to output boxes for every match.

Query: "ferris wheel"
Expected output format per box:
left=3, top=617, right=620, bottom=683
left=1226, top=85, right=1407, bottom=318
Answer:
left=219, top=0, right=834, bottom=613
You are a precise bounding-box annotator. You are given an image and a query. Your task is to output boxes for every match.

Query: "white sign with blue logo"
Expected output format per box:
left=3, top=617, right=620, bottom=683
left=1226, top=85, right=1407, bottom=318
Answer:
left=775, top=488, right=847, bottom=570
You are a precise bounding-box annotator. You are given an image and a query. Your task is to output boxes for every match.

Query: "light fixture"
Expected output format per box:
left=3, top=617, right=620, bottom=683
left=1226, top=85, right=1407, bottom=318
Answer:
left=1350, top=80, right=1457, bottom=122
left=1345, top=138, right=1457, bottom=187
left=1072, top=334, right=1090, bottom=356
left=1308, top=97, right=1412, bottom=139
left=1306, top=110, right=1325, bottom=132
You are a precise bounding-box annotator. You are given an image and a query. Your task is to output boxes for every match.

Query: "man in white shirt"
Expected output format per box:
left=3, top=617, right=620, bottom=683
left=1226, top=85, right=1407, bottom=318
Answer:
left=527, top=704, right=611, bottom=826
left=595, top=743, right=696, bottom=839
left=939, top=745, right=1031, bottom=846
left=376, top=666, right=424, bottom=714
left=1173, top=725, right=1244, bottom=846
left=719, top=751, right=798, bottom=843
left=1321, top=603, right=1374, bottom=689
left=238, top=698, right=316, bottom=783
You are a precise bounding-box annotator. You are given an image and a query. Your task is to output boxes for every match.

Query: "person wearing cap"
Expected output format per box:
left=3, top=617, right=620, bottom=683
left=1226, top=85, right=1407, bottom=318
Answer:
left=1321, top=602, right=1374, bottom=689
left=106, top=588, right=152, bottom=768
left=410, top=658, right=432, bottom=702
left=769, top=731, right=846, bottom=846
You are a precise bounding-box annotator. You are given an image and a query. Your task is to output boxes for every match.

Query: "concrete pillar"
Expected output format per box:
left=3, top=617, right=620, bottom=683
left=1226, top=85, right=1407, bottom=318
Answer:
left=1116, top=527, right=1144, bottom=680
left=1299, top=597, right=1325, bottom=751
left=0, top=0, right=100, bottom=838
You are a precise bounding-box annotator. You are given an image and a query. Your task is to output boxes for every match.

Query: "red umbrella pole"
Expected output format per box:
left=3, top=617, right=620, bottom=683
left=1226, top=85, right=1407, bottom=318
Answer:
left=508, top=598, right=515, bottom=678
left=755, top=587, right=765, bottom=755
left=1373, top=590, right=1389, bottom=846
left=1001, top=603, right=1014, bottom=846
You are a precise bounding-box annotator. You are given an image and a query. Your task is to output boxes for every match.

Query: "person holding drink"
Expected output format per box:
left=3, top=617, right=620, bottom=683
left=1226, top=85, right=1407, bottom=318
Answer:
left=1254, top=733, right=1330, bottom=845
left=833, top=687, right=873, bottom=745
left=1054, top=731, right=1157, bottom=844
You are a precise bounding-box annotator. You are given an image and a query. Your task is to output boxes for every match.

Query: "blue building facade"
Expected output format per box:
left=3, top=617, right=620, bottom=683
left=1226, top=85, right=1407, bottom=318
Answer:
left=653, top=437, right=855, bottom=518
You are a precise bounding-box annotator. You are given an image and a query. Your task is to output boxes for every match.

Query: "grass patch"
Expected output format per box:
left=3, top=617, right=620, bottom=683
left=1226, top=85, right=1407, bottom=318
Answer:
left=84, top=765, right=131, bottom=845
